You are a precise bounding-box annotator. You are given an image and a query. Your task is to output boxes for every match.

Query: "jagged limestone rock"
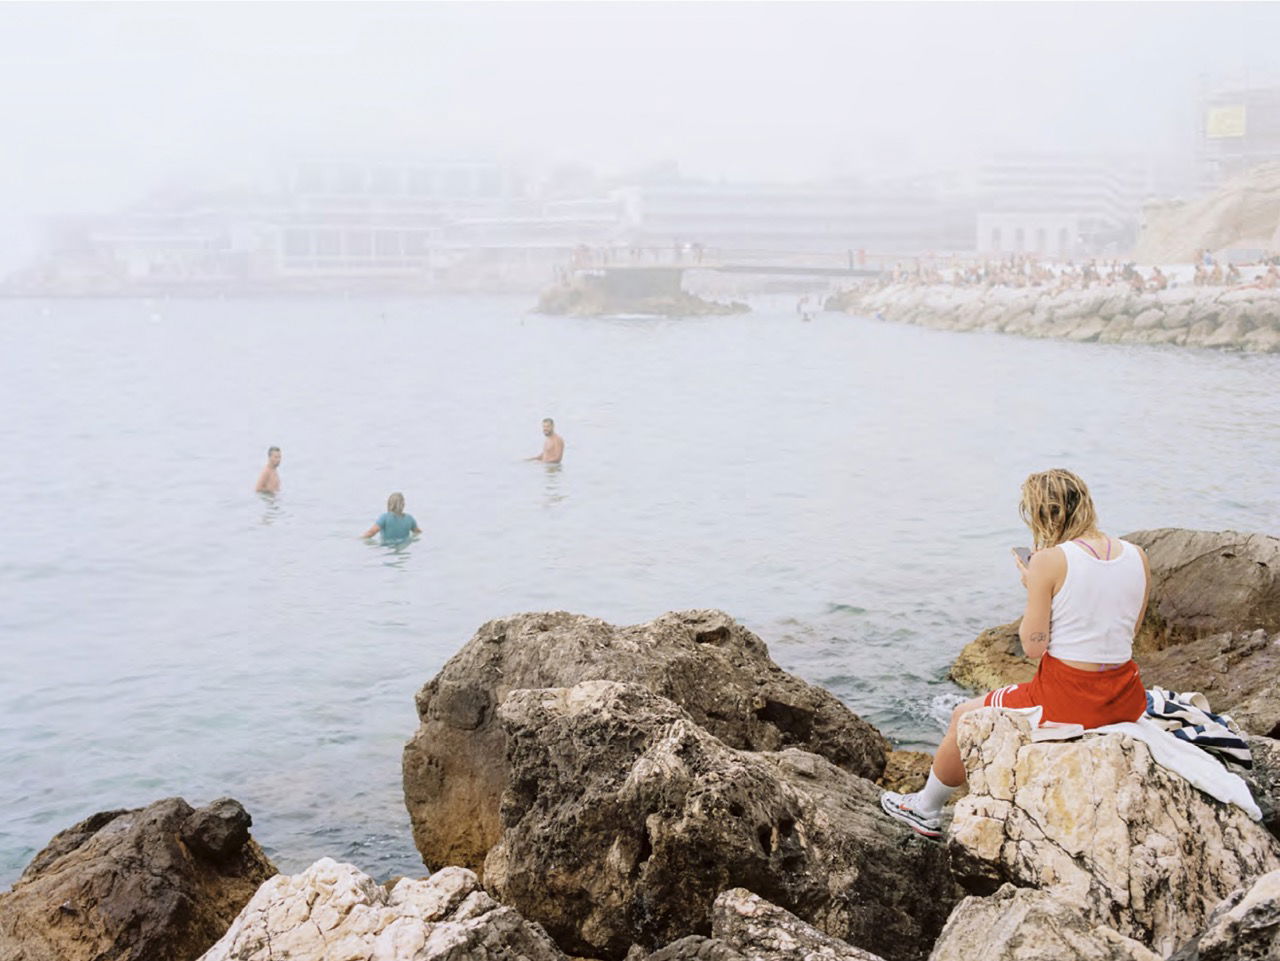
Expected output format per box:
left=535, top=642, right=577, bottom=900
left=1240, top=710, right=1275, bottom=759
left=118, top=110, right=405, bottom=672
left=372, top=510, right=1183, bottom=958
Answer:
left=198, top=859, right=568, bottom=961
left=485, top=681, right=955, bottom=961
left=947, top=710, right=1280, bottom=957
left=1167, top=868, right=1280, bottom=961
left=928, top=884, right=1161, bottom=961
left=403, top=610, right=888, bottom=876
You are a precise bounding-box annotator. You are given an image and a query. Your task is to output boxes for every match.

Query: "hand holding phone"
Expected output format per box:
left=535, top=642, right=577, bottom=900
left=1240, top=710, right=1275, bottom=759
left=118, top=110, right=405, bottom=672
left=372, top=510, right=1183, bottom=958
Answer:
left=1012, top=546, right=1033, bottom=568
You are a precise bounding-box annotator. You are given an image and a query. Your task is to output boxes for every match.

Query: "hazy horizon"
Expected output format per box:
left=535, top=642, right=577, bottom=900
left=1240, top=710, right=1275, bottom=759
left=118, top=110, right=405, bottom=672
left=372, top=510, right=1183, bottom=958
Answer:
left=3, top=1, right=1280, bottom=267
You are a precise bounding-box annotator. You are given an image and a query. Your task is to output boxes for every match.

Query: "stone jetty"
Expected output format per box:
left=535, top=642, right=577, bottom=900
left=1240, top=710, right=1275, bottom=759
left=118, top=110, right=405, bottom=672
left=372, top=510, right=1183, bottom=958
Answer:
left=828, top=283, right=1280, bottom=353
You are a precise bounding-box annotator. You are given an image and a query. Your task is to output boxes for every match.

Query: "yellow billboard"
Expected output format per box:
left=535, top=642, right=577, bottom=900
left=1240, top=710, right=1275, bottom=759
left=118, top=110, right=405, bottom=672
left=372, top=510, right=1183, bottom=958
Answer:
left=1207, top=104, right=1247, bottom=139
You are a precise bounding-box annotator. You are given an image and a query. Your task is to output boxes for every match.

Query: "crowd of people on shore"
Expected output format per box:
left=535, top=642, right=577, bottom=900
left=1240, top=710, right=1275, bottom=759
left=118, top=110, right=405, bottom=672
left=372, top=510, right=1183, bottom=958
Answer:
left=877, top=252, right=1279, bottom=294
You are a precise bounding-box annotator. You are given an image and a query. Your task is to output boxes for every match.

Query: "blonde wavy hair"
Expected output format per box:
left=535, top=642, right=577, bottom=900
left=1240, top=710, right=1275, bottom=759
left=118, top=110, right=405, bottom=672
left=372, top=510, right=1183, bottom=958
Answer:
left=387, top=492, right=406, bottom=516
left=1019, top=469, right=1099, bottom=549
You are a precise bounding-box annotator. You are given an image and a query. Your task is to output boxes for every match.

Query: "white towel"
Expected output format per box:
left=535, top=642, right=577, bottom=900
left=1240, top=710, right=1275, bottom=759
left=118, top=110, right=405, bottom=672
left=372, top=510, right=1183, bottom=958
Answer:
left=995, top=706, right=1262, bottom=821
left=1093, top=716, right=1262, bottom=821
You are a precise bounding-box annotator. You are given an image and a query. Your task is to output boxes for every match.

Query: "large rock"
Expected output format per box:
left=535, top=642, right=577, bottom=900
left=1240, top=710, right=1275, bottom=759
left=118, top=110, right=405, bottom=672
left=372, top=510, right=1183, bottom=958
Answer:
left=714, top=888, right=887, bottom=960
left=1141, top=629, right=1280, bottom=737
left=1128, top=529, right=1280, bottom=649
left=1168, top=868, right=1280, bottom=961
left=951, top=529, right=1280, bottom=692
left=485, top=681, right=956, bottom=961
left=0, top=797, right=276, bottom=961
left=948, top=622, right=1035, bottom=692
left=928, top=884, right=1161, bottom=961
left=627, top=888, right=891, bottom=961
left=1134, top=161, right=1280, bottom=264
left=199, top=858, right=568, bottom=960
left=947, top=709, right=1280, bottom=956
left=403, top=610, right=889, bottom=874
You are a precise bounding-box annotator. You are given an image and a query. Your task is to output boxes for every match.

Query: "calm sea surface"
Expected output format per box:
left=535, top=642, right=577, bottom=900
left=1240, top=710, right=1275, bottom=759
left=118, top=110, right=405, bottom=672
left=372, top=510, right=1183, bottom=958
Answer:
left=2, top=294, right=1277, bottom=885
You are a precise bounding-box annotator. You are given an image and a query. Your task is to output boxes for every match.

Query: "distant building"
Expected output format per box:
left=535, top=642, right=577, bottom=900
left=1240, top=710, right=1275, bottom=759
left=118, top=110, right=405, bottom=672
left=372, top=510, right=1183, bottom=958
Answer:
left=615, top=181, right=969, bottom=257
left=272, top=159, right=525, bottom=280
left=1200, top=83, right=1280, bottom=185
left=976, top=153, right=1148, bottom=259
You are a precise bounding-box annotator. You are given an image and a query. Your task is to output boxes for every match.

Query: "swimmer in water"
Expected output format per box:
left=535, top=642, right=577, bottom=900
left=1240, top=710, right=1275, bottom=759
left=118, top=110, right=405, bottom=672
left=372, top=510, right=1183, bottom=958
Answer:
left=361, top=492, right=422, bottom=544
left=256, top=446, right=282, bottom=494
left=527, top=417, right=565, bottom=464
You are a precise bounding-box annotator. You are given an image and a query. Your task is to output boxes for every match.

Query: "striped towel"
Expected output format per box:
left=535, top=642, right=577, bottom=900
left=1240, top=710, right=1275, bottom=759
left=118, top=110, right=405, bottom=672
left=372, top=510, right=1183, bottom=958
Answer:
left=1144, top=687, right=1252, bottom=769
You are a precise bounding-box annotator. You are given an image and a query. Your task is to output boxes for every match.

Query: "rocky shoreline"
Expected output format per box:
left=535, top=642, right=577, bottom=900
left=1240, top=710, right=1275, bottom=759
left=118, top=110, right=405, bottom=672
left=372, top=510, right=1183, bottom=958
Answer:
left=3, top=528, right=1279, bottom=961
left=828, top=283, right=1280, bottom=353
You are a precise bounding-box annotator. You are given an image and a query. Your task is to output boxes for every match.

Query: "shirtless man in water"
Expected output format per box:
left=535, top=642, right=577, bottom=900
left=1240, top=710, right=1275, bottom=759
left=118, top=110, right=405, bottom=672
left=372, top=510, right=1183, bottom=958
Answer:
left=528, top=418, right=564, bottom=464
left=256, top=446, right=282, bottom=493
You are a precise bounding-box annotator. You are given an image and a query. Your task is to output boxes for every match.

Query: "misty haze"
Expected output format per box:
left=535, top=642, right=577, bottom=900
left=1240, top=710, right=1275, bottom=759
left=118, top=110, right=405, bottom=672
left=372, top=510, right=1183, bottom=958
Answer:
left=2, top=4, right=1279, bottom=961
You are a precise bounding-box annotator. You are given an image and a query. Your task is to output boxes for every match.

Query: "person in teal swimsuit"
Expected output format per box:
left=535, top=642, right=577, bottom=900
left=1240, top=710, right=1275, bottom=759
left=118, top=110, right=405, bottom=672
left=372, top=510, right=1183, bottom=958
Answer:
left=360, top=492, right=422, bottom=544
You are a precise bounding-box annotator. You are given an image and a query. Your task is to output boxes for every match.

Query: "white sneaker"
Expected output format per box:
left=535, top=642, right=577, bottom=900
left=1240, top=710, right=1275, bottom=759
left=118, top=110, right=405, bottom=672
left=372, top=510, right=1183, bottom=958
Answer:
left=880, top=790, right=942, bottom=839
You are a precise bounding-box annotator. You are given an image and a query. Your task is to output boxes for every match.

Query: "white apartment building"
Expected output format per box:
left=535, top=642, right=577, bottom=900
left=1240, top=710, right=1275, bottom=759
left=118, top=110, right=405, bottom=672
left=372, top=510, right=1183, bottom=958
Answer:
left=270, top=159, right=526, bottom=278
left=976, top=154, right=1148, bottom=259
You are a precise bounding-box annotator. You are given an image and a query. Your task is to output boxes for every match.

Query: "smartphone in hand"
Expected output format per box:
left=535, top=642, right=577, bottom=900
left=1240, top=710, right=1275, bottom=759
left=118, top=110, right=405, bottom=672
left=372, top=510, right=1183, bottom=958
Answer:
left=1012, top=546, right=1033, bottom=567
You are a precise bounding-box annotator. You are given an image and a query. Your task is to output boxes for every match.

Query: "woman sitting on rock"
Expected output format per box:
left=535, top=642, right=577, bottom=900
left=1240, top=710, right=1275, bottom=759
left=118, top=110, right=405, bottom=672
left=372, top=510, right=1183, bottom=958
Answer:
left=881, top=468, right=1151, bottom=838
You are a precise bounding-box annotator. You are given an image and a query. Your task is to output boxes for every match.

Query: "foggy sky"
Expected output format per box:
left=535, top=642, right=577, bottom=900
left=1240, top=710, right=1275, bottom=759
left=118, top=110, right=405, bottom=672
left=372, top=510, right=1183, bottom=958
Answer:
left=2, top=1, right=1279, bottom=242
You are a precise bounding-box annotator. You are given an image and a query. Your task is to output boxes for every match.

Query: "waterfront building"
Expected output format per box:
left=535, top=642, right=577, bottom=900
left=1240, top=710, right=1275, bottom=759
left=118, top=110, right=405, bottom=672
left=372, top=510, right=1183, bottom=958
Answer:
left=975, top=153, right=1148, bottom=259
left=271, top=159, right=525, bottom=281
left=614, top=181, right=968, bottom=259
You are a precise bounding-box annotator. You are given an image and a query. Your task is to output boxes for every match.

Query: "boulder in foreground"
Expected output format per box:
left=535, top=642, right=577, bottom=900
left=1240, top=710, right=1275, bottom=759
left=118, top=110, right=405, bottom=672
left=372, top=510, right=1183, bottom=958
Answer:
left=485, top=680, right=954, bottom=961
left=1168, top=867, right=1280, bottom=961
left=947, top=709, right=1280, bottom=957
left=403, top=610, right=889, bottom=875
left=0, top=797, right=276, bottom=961
left=928, top=884, right=1161, bottom=961
left=198, top=858, right=568, bottom=961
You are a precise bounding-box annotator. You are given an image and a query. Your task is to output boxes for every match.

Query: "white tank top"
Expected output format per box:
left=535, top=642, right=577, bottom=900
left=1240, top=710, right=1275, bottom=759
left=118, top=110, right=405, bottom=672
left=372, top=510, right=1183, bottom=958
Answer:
left=1048, top=539, right=1146, bottom=664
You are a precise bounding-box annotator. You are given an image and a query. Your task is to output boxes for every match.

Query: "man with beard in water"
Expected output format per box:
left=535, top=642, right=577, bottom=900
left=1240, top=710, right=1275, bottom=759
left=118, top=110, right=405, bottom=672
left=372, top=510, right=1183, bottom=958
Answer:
left=528, top=417, right=565, bottom=464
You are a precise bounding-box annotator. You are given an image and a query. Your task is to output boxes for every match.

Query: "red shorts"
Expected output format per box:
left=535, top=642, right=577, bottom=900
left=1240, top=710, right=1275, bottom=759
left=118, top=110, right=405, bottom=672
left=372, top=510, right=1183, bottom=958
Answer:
left=985, top=653, right=1145, bottom=727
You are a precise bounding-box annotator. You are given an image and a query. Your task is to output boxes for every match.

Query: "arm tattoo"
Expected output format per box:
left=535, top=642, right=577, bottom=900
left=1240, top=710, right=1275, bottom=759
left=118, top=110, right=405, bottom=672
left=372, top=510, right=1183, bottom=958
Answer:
left=1030, top=632, right=1047, bottom=646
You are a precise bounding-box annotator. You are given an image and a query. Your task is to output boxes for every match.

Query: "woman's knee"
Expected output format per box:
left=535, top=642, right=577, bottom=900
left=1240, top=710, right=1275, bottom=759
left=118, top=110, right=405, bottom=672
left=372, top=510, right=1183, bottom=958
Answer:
left=950, top=696, right=988, bottom=725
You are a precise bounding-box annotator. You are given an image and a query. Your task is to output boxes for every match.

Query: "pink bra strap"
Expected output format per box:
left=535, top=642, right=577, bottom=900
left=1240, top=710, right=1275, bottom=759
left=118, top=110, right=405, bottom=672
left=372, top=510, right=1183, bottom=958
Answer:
left=1073, top=538, right=1102, bottom=560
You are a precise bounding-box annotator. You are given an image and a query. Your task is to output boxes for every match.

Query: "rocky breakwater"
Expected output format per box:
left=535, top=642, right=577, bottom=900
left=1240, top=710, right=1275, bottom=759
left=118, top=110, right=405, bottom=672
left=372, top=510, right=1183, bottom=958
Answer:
left=829, top=283, right=1280, bottom=353
left=0, top=797, right=275, bottom=961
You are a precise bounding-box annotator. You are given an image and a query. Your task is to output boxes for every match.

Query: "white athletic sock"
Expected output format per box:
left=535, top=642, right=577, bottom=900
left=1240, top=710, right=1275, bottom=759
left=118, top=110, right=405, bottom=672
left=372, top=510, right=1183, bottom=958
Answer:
left=915, top=769, right=958, bottom=817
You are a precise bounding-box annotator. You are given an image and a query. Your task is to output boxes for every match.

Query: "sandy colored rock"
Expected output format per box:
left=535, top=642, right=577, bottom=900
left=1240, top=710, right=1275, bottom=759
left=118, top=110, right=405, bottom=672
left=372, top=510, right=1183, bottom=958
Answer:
left=877, top=750, right=935, bottom=794
left=1141, top=629, right=1280, bottom=737
left=1167, top=868, right=1280, bottom=961
left=1128, top=529, right=1280, bottom=649
left=198, top=859, right=568, bottom=961
left=1134, top=162, right=1280, bottom=264
left=709, top=888, right=887, bottom=960
left=485, top=680, right=956, bottom=961
left=928, top=884, right=1161, bottom=961
left=0, top=797, right=276, bottom=961
left=947, top=709, right=1280, bottom=956
left=403, top=610, right=888, bottom=875
left=949, top=621, right=1035, bottom=692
